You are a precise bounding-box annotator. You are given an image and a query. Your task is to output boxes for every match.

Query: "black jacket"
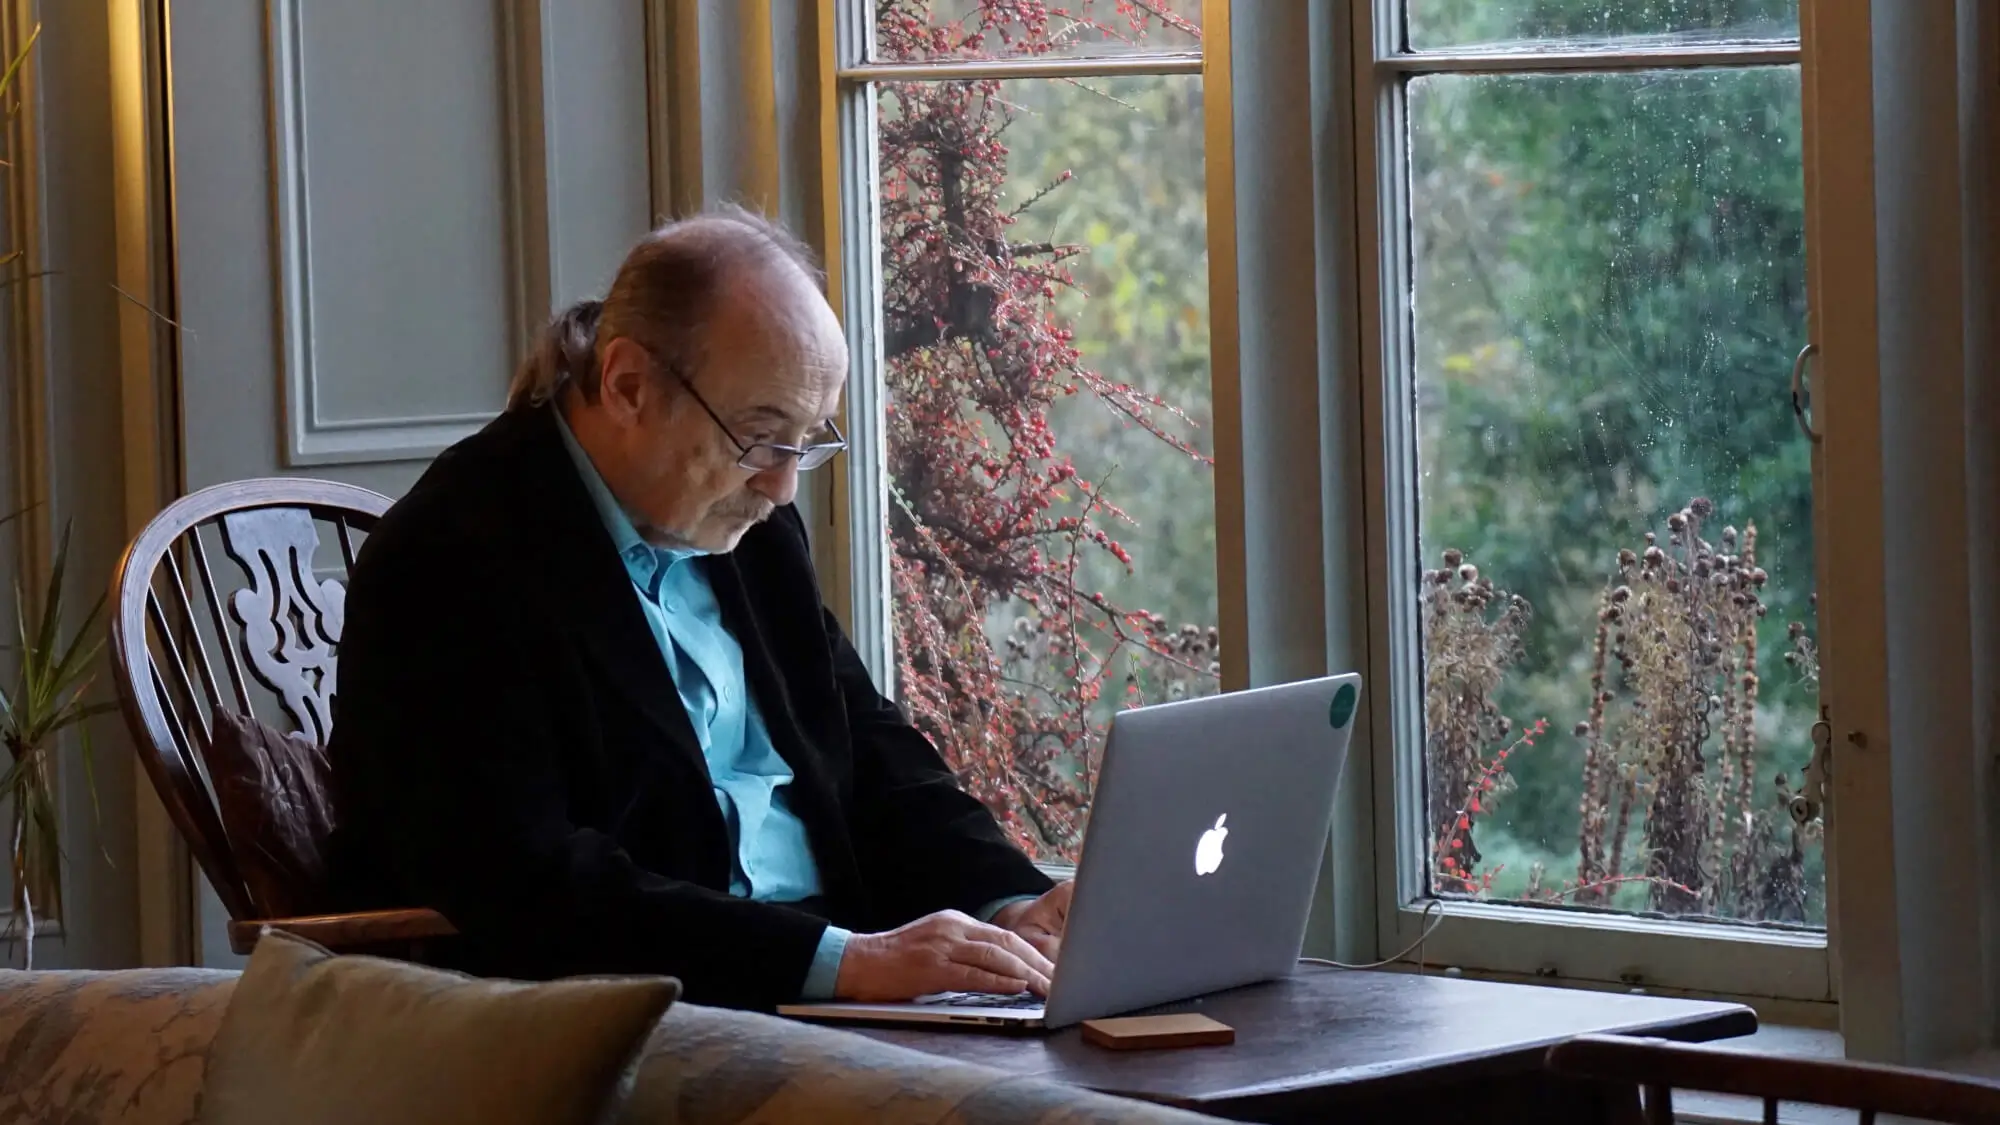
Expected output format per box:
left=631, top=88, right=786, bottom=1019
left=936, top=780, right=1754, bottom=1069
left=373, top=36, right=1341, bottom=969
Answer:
left=326, top=405, right=1051, bottom=1010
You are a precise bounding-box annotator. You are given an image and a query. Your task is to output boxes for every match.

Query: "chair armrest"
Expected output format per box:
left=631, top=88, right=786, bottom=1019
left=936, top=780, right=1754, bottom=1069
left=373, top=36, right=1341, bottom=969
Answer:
left=1546, top=1034, right=2000, bottom=1123
left=227, top=908, right=459, bottom=955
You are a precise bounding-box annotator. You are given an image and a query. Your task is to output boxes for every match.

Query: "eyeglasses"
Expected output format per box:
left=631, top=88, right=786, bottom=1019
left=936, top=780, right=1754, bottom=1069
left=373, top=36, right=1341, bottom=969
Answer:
left=669, top=368, right=847, bottom=473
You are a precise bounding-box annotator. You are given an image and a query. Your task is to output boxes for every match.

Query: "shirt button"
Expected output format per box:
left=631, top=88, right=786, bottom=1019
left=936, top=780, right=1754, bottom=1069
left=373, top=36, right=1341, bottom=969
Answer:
left=664, top=597, right=682, bottom=612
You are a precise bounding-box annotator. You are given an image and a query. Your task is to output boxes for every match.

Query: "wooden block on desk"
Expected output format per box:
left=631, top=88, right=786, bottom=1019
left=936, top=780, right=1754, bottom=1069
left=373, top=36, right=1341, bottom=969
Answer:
left=1080, top=1014, right=1235, bottom=1050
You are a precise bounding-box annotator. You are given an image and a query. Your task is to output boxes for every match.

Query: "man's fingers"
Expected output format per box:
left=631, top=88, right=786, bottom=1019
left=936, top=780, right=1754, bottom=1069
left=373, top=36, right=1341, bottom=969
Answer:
left=1049, top=880, right=1076, bottom=916
left=1023, top=930, right=1061, bottom=961
left=952, top=966, right=1031, bottom=995
left=989, top=925, right=1056, bottom=980
left=956, top=936, right=1053, bottom=995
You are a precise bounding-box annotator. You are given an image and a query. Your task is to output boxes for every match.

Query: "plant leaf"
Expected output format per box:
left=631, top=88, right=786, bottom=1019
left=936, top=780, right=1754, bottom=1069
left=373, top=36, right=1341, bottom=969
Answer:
left=0, top=25, right=41, bottom=106
left=32, top=523, right=75, bottom=702
left=49, top=600, right=107, bottom=698
left=44, top=698, right=115, bottom=736
left=79, top=725, right=113, bottom=868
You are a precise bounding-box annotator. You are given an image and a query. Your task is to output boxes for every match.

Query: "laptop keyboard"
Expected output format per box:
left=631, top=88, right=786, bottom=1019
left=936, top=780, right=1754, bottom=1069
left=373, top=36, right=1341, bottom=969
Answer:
left=918, top=991, right=1045, bottom=1010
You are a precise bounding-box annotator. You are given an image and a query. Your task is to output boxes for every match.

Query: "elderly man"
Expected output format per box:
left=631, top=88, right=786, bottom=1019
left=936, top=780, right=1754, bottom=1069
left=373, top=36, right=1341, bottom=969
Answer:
left=327, top=209, right=1069, bottom=1011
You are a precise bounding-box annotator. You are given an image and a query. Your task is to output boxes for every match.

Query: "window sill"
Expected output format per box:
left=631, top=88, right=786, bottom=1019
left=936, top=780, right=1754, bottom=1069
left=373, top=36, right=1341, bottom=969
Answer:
left=1419, top=898, right=1828, bottom=950
left=1365, top=957, right=1840, bottom=1031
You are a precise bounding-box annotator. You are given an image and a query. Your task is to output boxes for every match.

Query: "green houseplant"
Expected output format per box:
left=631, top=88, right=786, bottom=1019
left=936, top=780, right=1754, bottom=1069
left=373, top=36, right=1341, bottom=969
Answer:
left=0, top=508, right=113, bottom=968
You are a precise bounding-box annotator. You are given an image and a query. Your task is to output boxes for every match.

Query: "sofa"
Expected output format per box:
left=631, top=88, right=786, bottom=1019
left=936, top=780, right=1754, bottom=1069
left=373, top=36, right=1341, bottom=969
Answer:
left=0, top=969, right=1225, bottom=1124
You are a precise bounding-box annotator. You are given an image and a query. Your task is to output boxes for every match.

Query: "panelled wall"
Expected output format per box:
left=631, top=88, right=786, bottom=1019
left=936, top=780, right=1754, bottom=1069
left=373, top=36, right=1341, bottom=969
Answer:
left=164, top=0, right=655, bottom=965
left=5, top=0, right=816, bottom=968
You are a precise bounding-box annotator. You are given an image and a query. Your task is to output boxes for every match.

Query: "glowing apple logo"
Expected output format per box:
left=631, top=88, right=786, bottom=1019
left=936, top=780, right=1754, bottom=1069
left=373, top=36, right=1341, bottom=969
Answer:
left=1193, top=814, right=1229, bottom=876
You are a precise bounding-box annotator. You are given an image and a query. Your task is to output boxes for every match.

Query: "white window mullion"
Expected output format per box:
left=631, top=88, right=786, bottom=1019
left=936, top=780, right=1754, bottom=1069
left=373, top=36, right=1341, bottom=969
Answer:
left=830, top=2, right=894, bottom=686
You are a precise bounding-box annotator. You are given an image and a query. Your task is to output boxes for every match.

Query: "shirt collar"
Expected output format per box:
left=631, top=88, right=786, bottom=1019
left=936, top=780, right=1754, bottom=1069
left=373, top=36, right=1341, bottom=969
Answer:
left=552, top=407, right=699, bottom=582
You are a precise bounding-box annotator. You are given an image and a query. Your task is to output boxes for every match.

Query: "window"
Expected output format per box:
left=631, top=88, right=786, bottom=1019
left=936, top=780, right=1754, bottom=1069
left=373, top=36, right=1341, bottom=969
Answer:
left=1360, top=1, right=1831, bottom=998
left=833, top=1, right=1218, bottom=862
left=824, top=0, right=1835, bottom=1003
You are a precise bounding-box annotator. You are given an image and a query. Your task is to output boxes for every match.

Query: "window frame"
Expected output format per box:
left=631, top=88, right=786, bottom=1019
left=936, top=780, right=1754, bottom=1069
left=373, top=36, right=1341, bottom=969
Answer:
left=1348, top=0, right=1835, bottom=1004
left=813, top=0, right=1858, bottom=1013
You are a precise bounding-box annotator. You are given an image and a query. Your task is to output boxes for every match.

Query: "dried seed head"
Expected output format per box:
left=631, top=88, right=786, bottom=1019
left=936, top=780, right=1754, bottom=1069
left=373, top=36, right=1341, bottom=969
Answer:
left=1611, top=585, right=1631, bottom=603
left=1573, top=721, right=1591, bottom=737
left=1619, top=548, right=1638, bottom=567
left=1788, top=621, right=1805, bottom=639
left=1751, top=567, right=1767, bottom=587
left=1722, top=525, right=1738, bottom=544
left=1600, top=605, right=1623, bottom=622
left=1458, top=564, right=1479, bottom=583
left=1665, top=577, right=1681, bottom=593
left=1442, top=548, right=1463, bottom=567
left=1668, top=511, right=1688, bottom=533
left=1690, top=496, right=1715, bottom=518
left=1644, top=531, right=1657, bottom=546
left=1644, top=546, right=1666, bottom=566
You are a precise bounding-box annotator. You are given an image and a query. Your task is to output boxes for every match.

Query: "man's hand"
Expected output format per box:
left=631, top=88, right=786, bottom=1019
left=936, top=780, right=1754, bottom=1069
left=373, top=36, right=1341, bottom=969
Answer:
left=989, top=880, right=1073, bottom=961
left=834, top=910, right=1056, bottom=1002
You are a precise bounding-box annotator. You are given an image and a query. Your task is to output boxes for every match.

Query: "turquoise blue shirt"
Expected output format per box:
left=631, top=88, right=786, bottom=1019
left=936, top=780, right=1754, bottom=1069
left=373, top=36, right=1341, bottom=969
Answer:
left=557, top=411, right=1039, bottom=999
left=556, top=412, right=852, bottom=998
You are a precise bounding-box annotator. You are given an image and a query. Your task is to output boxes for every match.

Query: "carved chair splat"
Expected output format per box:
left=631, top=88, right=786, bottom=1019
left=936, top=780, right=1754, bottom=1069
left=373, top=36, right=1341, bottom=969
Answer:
left=110, top=478, right=455, bottom=956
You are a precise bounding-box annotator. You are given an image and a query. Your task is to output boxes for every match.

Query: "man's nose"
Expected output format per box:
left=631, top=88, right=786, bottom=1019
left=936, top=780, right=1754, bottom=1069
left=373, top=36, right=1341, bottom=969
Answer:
left=749, top=461, right=800, bottom=507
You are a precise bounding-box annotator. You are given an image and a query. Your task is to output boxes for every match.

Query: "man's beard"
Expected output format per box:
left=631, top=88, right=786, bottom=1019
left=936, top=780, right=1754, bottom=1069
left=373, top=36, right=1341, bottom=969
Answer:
left=644, top=496, right=773, bottom=554
left=710, top=495, right=774, bottom=527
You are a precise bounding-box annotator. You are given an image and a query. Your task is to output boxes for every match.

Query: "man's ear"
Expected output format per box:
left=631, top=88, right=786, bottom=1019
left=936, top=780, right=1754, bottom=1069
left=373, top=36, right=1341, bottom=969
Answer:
left=596, top=336, right=657, bottom=424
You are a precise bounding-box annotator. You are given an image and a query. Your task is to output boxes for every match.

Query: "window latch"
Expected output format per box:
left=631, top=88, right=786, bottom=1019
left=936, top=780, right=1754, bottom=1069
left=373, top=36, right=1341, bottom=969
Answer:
left=1791, top=342, right=1822, bottom=443
left=1790, top=713, right=1833, bottom=826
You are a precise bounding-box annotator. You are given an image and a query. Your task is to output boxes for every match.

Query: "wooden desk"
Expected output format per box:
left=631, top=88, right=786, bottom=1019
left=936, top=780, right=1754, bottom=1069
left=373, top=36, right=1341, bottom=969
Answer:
left=853, top=967, right=1757, bottom=1123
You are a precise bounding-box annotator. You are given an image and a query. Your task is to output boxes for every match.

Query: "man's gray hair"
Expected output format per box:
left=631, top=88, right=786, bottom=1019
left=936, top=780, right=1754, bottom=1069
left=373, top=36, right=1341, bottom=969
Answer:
left=505, top=205, right=823, bottom=412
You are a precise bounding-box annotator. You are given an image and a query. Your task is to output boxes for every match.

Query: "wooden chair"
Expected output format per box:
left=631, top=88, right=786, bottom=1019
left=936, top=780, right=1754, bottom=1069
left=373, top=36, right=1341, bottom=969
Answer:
left=1547, top=1034, right=2000, bottom=1125
left=109, top=478, right=456, bottom=957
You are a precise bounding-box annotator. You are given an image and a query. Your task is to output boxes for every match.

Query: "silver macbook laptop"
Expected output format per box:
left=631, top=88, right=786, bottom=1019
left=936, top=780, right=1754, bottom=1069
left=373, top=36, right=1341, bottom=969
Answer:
left=779, top=672, right=1360, bottom=1032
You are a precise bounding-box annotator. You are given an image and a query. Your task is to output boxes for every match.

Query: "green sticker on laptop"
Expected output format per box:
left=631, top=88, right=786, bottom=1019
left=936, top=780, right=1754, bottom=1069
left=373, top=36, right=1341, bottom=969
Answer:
left=1329, top=682, right=1357, bottom=729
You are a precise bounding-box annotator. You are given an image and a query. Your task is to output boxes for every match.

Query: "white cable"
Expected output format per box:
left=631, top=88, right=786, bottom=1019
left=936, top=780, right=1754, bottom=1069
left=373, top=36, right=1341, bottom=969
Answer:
left=1297, top=898, right=1447, bottom=974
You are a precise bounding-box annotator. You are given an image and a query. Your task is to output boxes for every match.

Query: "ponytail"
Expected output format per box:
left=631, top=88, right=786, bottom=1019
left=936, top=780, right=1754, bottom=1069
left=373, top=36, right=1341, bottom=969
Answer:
left=505, top=298, right=604, bottom=411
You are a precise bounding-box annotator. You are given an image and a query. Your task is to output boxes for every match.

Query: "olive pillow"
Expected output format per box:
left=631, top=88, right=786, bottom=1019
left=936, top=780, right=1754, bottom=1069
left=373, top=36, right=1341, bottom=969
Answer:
left=195, top=930, right=679, bottom=1125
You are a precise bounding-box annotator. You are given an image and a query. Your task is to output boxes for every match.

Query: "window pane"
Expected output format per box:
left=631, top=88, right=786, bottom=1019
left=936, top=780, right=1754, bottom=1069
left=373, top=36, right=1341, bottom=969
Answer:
left=1406, top=0, right=1796, bottom=53
left=1409, top=66, right=1823, bottom=928
left=874, top=71, right=1216, bottom=862
left=872, top=0, right=1201, bottom=63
